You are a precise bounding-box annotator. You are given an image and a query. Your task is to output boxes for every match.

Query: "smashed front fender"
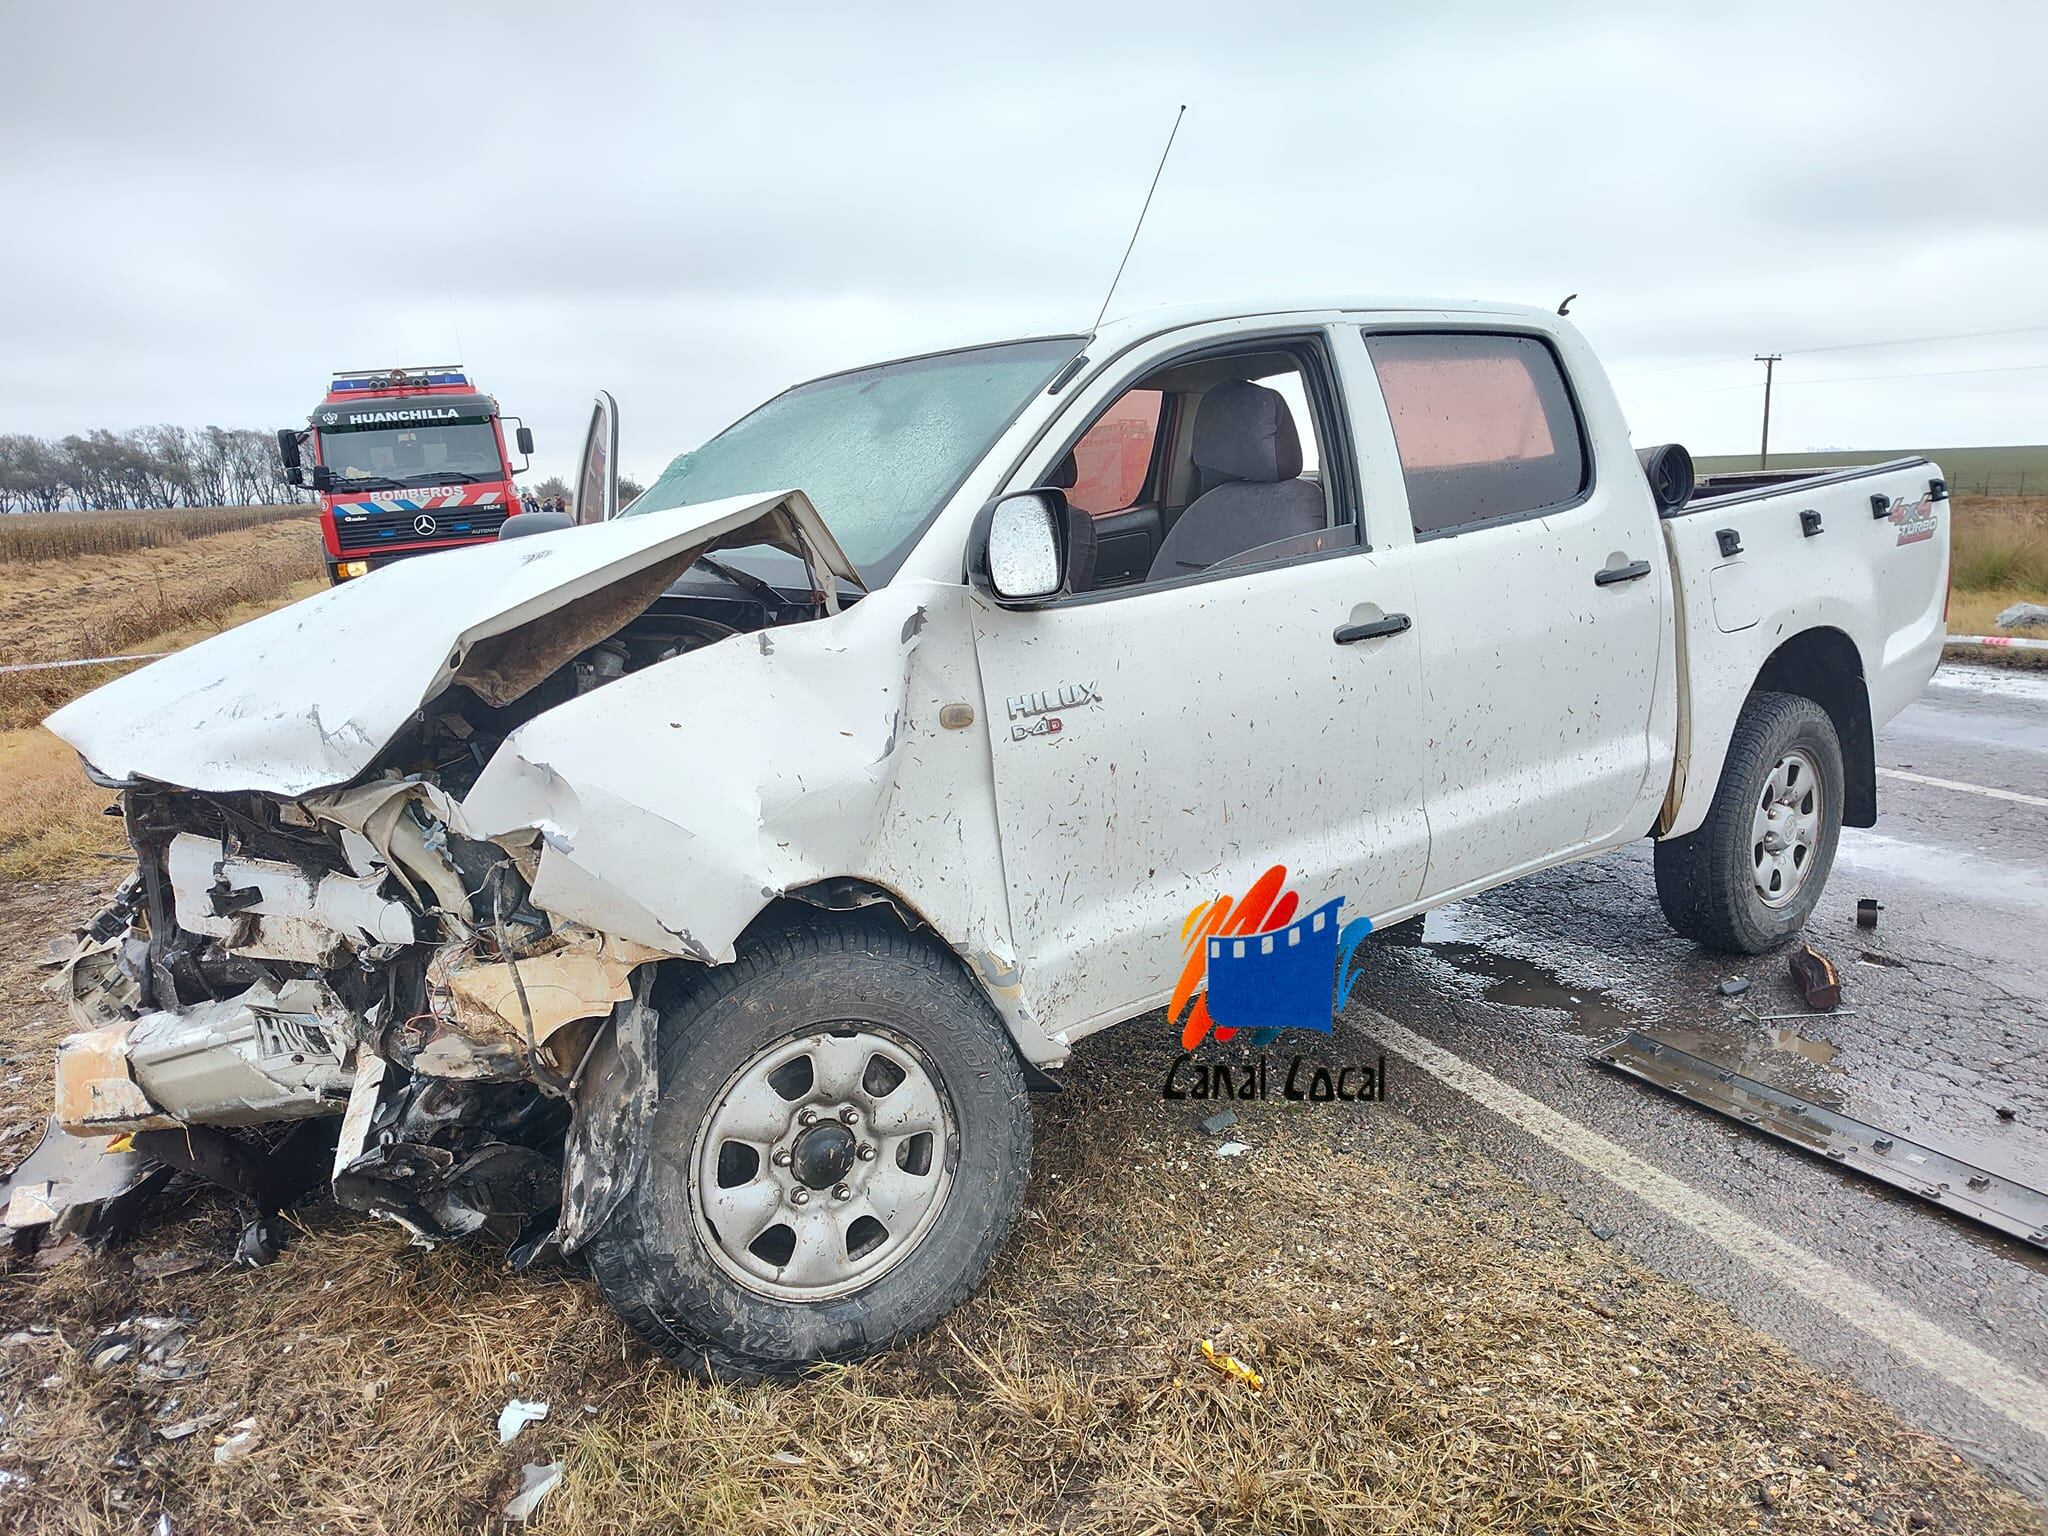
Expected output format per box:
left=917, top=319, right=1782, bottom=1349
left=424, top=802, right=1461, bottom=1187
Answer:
left=459, top=584, right=926, bottom=965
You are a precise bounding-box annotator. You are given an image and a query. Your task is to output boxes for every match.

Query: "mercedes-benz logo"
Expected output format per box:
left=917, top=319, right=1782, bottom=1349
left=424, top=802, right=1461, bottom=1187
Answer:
left=412, top=513, right=438, bottom=537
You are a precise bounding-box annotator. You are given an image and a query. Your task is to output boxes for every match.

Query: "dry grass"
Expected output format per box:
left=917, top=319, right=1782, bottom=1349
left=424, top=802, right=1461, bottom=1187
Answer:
left=0, top=505, right=309, bottom=566
left=0, top=730, right=125, bottom=882
left=0, top=883, right=2038, bottom=1536
left=0, top=516, right=321, bottom=732
left=1950, top=496, right=2048, bottom=594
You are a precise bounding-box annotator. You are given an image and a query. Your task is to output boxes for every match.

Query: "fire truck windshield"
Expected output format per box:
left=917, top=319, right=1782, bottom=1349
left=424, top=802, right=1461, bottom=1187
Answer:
left=319, top=421, right=505, bottom=490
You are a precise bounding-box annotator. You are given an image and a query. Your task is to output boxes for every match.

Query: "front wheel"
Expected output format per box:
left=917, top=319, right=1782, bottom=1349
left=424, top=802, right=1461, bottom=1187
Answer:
left=587, top=915, right=1031, bottom=1379
left=1655, top=690, right=1844, bottom=954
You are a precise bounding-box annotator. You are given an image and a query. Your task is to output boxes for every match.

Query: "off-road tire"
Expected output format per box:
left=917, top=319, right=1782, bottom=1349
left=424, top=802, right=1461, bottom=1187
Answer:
left=1654, top=690, right=1844, bottom=954
left=587, top=913, right=1031, bottom=1379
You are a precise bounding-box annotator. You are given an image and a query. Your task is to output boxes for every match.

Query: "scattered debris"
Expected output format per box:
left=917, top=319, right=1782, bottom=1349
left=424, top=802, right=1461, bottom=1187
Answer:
left=1588, top=1223, right=1617, bottom=1241
left=1856, top=898, right=1882, bottom=930
left=769, top=1450, right=807, bottom=1467
left=1197, top=1109, right=1238, bottom=1136
left=1716, top=978, right=1750, bottom=998
left=1594, top=1031, right=2048, bottom=1248
left=497, top=1398, right=550, bottom=1444
left=1993, top=601, right=2048, bottom=629
left=1789, top=944, right=1842, bottom=1011
left=212, top=1420, right=260, bottom=1465
left=1199, top=1338, right=1265, bottom=1391
left=1214, top=1141, right=1251, bottom=1158
left=1859, top=951, right=1906, bottom=970
left=504, top=1462, right=563, bottom=1523
left=1996, top=1105, right=2018, bottom=1122
left=82, top=1315, right=205, bottom=1381
left=131, top=1250, right=207, bottom=1280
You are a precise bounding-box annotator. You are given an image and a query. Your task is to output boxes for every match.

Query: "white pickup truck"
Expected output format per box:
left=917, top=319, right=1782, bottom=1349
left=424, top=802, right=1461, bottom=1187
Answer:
left=34, top=298, right=1949, bottom=1377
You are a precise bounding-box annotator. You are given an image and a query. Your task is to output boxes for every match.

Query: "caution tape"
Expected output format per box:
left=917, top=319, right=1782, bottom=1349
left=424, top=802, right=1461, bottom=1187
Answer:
left=0, top=651, right=171, bottom=676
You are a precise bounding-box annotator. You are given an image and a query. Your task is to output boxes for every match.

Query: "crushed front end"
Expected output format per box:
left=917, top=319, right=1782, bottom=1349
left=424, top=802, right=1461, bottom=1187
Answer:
left=39, top=774, right=656, bottom=1261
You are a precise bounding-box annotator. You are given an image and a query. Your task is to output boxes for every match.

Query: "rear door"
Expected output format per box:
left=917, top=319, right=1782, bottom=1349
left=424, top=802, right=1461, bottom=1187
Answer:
left=1359, top=327, right=1669, bottom=896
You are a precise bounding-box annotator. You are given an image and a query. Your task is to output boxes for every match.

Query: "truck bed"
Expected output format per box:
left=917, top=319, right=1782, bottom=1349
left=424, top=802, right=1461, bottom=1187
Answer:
left=1654, top=455, right=1949, bottom=839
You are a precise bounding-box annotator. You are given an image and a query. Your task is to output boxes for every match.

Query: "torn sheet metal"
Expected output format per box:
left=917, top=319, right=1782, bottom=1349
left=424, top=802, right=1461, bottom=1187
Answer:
left=412, top=928, right=664, bottom=1080
left=56, top=978, right=355, bottom=1135
left=464, top=582, right=922, bottom=959
left=43, top=489, right=860, bottom=797
left=164, top=831, right=418, bottom=966
left=1594, top=1030, right=2048, bottom=1248
left=2, top=1117, right=162, bottom=1236
left=556, top=982, right=658, bottom=1253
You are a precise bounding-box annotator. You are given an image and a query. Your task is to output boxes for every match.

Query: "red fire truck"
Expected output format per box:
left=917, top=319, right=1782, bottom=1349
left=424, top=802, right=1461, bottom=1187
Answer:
left=277, top=366, right=534, bottom=583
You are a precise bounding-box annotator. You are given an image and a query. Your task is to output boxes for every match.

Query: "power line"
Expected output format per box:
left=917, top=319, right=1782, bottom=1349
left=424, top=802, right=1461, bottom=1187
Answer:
left=1610, top=322, right=2048, bottom=378
left=1626, top=358, right=2048, bottom=404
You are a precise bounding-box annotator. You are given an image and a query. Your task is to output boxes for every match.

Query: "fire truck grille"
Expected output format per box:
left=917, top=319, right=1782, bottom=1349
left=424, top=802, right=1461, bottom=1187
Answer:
left=333, top=505, right=511, bottom=552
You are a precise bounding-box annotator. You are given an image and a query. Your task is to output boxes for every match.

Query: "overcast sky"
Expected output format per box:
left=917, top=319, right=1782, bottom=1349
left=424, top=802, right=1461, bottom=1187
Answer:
left=4, top=1, right=2045, bottom=487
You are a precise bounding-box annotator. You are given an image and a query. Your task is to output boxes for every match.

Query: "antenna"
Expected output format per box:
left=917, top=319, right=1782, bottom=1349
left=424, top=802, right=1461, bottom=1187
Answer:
left=1091, top=105, right=1186, bottom=334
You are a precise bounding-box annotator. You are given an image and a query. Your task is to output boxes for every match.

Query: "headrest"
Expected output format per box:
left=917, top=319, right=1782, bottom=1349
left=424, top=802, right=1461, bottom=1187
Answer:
left=1191, top=380, right=1302, bottom=484
left=1047, top=450, right=1078, bottom=490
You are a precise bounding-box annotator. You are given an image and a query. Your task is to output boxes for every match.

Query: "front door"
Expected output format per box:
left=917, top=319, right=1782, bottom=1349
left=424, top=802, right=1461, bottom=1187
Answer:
left=971, top=548, right=1430, bottom=1040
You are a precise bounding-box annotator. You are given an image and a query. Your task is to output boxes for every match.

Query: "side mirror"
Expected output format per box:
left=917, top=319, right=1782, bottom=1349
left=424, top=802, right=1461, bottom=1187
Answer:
left=973, top=489, right=1068, bottom=606
left=308, top=464, right=333, bottom=493
left=275, top=429, right=301, bottom=476
left=515, top=425, right=535, bottom=457
left=498, top=510, right=575, bottom=541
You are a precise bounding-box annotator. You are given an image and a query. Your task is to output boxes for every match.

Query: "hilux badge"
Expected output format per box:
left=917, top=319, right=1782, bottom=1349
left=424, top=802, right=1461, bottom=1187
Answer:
left=1006, top=681, right=1100, bottom=740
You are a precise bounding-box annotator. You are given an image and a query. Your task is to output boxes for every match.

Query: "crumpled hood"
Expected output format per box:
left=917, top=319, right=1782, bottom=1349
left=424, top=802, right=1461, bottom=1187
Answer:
left=45, top=490, right=861, bottom=797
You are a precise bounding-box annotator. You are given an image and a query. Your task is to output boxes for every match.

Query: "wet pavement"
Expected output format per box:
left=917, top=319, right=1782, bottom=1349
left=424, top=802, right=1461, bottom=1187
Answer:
left=1333, top=662, right=2048, bottom=1500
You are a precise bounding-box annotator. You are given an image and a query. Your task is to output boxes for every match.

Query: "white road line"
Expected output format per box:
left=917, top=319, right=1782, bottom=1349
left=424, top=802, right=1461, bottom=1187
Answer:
left=1356, top=1006, right=2048, bottom=1443
left=1877, top=766, right=2048, bottom=809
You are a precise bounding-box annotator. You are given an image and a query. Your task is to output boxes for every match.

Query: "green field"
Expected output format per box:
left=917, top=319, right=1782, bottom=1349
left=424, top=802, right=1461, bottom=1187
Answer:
left=1694, top=444, right=2048, bottom=496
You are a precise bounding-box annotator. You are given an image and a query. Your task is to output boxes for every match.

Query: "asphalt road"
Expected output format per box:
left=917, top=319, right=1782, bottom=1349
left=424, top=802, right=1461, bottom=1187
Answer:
left=1332, top=662, right=2048, bottom=1501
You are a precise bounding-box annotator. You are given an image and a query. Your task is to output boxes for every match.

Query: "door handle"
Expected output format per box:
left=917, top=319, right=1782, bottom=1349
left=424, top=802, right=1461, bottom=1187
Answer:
left=1334, top=612, right=1411, bottom=644
left=1594, top=559, right=1653, bottom=587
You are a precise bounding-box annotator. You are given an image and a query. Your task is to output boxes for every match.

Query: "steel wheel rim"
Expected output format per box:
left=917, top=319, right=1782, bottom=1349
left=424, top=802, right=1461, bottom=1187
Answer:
left=1751, top=747, right=1823, bottom=909
left=689, top=1024, right=956, bottom=1302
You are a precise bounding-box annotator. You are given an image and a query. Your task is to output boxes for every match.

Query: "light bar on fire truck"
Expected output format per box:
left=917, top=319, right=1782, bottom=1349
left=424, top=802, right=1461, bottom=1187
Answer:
left=328, top=365, right=471, bottom=393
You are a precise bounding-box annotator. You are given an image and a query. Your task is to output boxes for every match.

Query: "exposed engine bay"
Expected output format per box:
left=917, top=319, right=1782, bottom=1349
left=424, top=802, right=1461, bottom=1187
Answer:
left=19, top=556, right=837, bottom=1262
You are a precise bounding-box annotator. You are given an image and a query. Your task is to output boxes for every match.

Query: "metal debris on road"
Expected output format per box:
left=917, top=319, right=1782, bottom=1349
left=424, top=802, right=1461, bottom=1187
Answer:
left=1789, top=944, right=1842, bottom=1011
left=1197, top=1109, right=1238, bottom=1136
left=1593, top=1030, right=2048, bottom=1248
left=1856, top=898, right=1882, bottom=929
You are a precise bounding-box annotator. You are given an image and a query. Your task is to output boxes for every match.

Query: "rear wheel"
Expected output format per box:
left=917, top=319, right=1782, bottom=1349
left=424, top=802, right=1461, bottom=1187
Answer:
left=587, top=914, right=1031, bottom=1379
left=1655, top=690, right=1844, bottom=954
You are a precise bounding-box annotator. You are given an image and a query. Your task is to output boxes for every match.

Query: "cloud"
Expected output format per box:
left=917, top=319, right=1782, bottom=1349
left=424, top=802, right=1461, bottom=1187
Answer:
left=4, top=0, right=2045, bottom=485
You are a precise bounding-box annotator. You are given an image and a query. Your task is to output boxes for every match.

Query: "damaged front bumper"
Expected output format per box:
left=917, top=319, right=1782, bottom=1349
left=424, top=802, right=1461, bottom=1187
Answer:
left=20, top=779, right=667, bottom=1259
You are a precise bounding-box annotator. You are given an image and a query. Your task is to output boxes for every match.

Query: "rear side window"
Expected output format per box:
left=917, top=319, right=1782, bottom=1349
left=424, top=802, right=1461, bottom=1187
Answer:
left=1065, top=389, right=1162, bottom=515
left=1362, top=332, right=1587, bottom=536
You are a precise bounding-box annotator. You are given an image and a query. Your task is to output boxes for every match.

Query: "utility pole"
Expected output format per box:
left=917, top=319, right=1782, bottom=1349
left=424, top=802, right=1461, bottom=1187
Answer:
left=1754, top=353, right=1782, bottom=470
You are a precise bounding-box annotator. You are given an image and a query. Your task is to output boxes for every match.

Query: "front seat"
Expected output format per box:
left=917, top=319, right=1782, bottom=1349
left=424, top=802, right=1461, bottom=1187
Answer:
left=1147, top=380, right=1323, bottom=581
